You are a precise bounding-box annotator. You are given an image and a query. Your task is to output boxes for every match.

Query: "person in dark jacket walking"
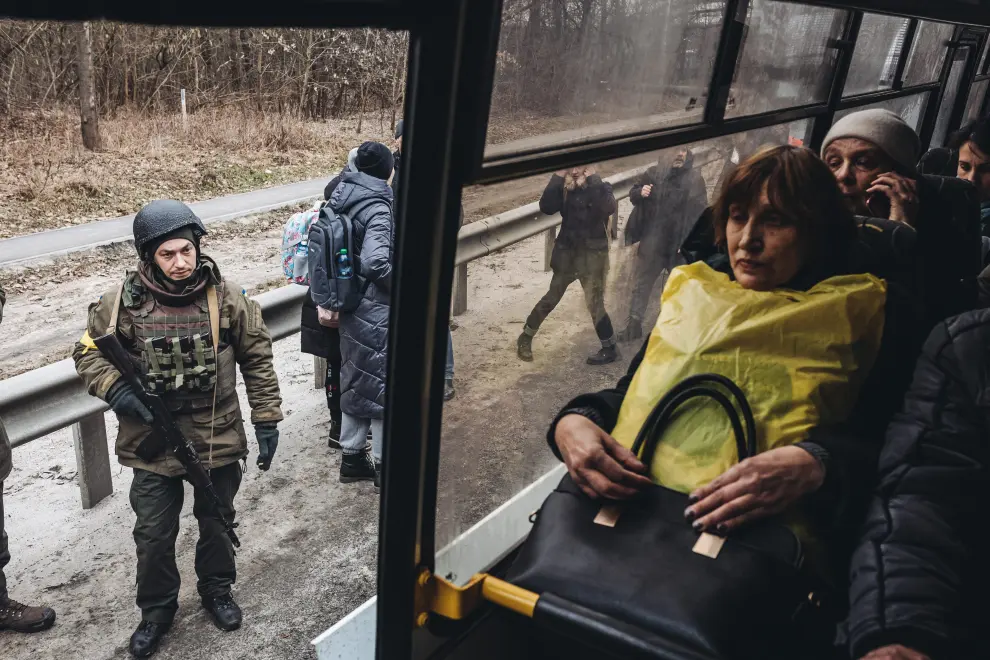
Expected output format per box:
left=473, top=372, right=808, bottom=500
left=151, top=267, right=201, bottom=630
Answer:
left=618, top=148, right=708, bottom=342
left=331, top=142, right=395, bottom=489
left=518, top=166, right=620, bottom=365
left=846, top=310, right=990, bottom=660
left=0, top=284, right=58, bottom=635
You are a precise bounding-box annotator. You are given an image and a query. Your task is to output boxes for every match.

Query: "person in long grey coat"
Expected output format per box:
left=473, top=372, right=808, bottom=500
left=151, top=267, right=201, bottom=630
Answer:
left=331, top=142, right=395, bottom=489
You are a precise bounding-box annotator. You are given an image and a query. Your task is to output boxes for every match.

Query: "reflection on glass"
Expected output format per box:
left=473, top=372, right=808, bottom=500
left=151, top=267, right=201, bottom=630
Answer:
left=485, top=0, right=726, bottom=155
left=902, top=21, right=953, bottom=87
left=439, top=120, right=811, bottom=550
left=980, top=38, right=990, bottom=75
left=963, top=80, right=989, bottom=126
left=933, top=51, right=968, bottom=147
left=727, top=1, right=844, bottom=117
left=844, top=13, right=910, bottom=96
left=835, top=93, right=929, bottom=133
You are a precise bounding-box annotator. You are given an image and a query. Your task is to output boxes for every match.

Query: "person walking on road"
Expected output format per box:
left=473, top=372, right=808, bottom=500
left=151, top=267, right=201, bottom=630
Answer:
left=517, top=166, right=620, bottom=365
left=72, top=200, right=284, bottom=658
left=0, top=283, right=58, bottom=635
left=618, top=148, right=708, bottom=342
left=330, top=143, right=397, bottom=489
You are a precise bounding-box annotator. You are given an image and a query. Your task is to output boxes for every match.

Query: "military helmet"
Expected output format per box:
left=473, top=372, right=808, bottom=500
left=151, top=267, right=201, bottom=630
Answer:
left=133, top=200, right=207, bottom=257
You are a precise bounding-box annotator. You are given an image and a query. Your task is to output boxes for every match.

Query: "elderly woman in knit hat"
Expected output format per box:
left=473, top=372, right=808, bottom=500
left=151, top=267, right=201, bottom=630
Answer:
left=822, top=108, right=981, bottom=324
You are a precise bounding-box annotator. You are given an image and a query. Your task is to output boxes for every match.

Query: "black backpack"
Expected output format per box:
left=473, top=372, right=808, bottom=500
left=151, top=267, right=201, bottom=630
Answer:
left=307, top=204, right=366, bottom=313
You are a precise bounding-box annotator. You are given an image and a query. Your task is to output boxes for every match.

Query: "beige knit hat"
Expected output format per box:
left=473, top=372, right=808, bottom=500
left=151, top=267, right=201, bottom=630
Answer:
left=821, top=109, right=920, bottom=175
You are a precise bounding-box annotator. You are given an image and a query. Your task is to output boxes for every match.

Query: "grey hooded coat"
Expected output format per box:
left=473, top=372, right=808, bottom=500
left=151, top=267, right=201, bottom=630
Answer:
left=330, top=171, right=395, bottom=420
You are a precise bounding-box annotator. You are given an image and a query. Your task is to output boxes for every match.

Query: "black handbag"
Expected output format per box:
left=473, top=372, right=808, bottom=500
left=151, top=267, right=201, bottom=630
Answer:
left=507, top=374, right=818, bottom=660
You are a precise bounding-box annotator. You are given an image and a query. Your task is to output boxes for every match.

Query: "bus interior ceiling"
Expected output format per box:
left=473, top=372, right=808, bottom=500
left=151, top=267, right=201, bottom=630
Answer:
left=2, top=1, right=990, bottom=660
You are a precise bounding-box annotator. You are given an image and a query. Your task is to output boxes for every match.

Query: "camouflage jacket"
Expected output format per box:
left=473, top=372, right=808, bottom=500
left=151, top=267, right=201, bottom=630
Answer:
left=72, top=262, right=283, bottom=477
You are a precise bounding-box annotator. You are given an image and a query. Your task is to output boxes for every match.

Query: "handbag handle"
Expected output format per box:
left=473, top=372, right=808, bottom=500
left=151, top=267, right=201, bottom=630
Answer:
left=630, top=374, right=757, bottom=470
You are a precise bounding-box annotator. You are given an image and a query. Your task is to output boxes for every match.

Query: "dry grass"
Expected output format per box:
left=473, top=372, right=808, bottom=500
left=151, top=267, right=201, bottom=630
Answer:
left=0, top=106, right=394, bottom=238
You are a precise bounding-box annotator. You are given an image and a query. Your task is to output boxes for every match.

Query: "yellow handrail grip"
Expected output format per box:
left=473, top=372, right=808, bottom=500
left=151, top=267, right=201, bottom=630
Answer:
left=480, top=576, right=538, bottom=619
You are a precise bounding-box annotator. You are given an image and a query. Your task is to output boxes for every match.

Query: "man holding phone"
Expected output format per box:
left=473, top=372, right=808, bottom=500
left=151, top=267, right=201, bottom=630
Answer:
left=822, top=108, right=981, bottom=325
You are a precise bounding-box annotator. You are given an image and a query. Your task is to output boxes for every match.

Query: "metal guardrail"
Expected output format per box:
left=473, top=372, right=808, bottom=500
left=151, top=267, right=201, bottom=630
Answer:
left=0, top=164, right=646, bottom=509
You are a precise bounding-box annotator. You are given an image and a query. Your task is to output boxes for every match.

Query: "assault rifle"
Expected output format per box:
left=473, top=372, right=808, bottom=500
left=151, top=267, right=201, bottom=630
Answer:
left=94, top=332, right=241, bottom=548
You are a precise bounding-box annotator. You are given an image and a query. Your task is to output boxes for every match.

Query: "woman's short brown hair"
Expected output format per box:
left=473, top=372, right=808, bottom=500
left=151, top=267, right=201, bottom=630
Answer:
left=713, top=145, right=857, bottom=280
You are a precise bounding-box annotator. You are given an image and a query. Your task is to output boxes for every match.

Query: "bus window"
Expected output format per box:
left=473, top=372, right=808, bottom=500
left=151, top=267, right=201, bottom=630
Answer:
left=483, top=0, right=726, bottom=156
left=844, top=13, right=911, bottom=96
left=726, top=1, right=846, bottom=118
left=835, top=93, right=930, bottom=133
left=438, top=122, right=810, bottom=553
left=963, top=79, right=989, bottom=125
left=933, top=48, right=971, bottom=146
left=902, top=21, right=955, bottom=86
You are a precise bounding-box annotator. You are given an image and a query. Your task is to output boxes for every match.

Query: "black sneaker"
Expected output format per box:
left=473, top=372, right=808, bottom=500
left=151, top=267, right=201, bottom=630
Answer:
left=517, top=333, right=533, bottom=362
left=328, top=419, right=342, bottom=450
left=340, top=452, right=376, bottom=483
left=587, top=345, right=620, bottom=366
left=617, top=321, right=643, bottom=343
left=201, top=593, right=242, bottom=632
left=129, top=620, right=170, bottom=658
left=443, top=378, right=456, bottom=401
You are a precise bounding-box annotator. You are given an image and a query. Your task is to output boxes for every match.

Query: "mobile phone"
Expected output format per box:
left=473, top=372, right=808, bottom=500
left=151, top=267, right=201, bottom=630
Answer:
left=866, top=191, right=891, bottom=219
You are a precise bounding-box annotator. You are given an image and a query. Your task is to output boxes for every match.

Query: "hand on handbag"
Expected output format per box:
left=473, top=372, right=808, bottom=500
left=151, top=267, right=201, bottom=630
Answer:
left=861, top=646, right=930, bottom=660
left=555, top=414, right=653, bottom=500
left=684, top=445, right=824, bottom=534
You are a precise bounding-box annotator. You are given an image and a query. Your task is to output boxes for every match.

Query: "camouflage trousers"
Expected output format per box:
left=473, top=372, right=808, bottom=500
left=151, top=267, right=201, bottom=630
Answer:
left=0, top=489, right=9, bottom=601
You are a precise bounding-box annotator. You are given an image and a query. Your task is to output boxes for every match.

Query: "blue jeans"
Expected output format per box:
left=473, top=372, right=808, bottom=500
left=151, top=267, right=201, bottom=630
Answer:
left=445, top=328, right=455, bottom=380
left=340, top=413, right=384, bottom=462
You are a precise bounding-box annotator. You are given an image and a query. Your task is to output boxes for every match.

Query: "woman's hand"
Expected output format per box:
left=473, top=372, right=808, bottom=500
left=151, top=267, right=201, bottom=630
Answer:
left=868, top=172, right=919, bottom=226
left=555, top=414, right=653, bottom=500
left=861, top=645, right=930, bottom=660
left=685, top=445, right=825, bottom=534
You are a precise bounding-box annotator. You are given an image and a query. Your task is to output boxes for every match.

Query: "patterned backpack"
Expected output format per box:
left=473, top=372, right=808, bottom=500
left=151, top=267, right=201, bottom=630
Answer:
left=281, top=201, right=323, bottom=284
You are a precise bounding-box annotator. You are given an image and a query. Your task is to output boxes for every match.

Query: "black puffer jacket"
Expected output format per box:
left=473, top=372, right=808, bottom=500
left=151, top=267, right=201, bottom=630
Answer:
left=846, top=310, right=990, bottom=660
left=540, top=174, right=616, bottom=256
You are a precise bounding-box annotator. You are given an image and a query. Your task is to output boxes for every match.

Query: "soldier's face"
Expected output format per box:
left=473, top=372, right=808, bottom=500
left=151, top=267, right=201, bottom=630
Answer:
left=154, top=238, right=197, bottom=281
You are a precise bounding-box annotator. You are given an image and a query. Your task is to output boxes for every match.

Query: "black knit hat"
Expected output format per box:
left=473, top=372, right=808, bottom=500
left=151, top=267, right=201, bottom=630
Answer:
left=356, top=141, right=395, bottom=181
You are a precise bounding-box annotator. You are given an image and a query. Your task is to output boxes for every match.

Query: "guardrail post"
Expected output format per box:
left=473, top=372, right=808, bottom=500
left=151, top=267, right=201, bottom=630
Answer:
left=314, top=356, right=327, bottom=390
left=453, top=263, right=468, bottom=316
left=544, top=227, right=556, bottom=272
left=72, top=412, right=112, bottom=509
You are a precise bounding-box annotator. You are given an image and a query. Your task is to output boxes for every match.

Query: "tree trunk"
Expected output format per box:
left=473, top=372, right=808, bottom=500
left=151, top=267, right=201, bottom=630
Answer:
left=76, top=21, right=101, bottom=151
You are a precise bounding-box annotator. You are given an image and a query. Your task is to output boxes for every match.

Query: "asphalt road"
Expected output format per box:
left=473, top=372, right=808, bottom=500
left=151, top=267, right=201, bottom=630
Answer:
left=0, top=177, right=328, bottom=266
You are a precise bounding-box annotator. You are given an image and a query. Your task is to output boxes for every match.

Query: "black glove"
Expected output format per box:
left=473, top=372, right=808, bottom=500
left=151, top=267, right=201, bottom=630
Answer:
left=106, top=381, right=153, bottom=424
left=255, top=423, right=279, bottom=471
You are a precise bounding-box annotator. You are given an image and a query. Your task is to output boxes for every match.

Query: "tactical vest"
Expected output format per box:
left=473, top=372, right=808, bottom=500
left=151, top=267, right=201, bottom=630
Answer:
left=107, top=282, right=238, bottom=412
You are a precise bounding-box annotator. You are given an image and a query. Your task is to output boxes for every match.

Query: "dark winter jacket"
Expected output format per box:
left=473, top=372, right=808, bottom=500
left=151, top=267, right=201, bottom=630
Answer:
left=547, top=270, right=924, bottom=588
left=302, top=173, right=343, bottom=359
left=330, top=171, right=394, bottom=419
left=846, top=310, right=990, bottom=660
left=390, top=149, right=401, bottom=205
left=540, top=174, right=616, bottom=268
left=626, top=154, right=708, bottom=268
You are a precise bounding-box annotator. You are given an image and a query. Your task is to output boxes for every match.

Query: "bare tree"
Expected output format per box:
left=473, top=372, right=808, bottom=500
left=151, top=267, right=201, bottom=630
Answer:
left=75, top=21, right=101, bottom=150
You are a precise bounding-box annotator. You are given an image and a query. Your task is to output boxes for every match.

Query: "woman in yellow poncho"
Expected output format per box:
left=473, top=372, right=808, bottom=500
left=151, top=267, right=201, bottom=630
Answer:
left=547, top=145, right=924, bottom=585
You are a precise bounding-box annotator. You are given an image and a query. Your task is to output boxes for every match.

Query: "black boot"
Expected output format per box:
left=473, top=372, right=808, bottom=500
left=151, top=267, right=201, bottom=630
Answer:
left=517, top=332, right=534, bottom=362
left=617, top=320, right=643, bottom=343
left=587, top=345, right=620, bottom=365
left=374, top=460, right=382, bottom=492
left=340, top=451, right=376, bottom=483
left=202, top=593, right=242, bottom=632
left=443, top=378, right=456, bottom=401
left=129, top=620, right=170, bottom=658
left=328, top=418, right=342, bottom=450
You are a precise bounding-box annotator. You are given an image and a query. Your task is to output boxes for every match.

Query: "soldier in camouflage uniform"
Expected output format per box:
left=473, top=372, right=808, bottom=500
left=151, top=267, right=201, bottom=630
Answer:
left=73, top=200, right=283, bottom=658
left=0, top=282, right=59, bottom=634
